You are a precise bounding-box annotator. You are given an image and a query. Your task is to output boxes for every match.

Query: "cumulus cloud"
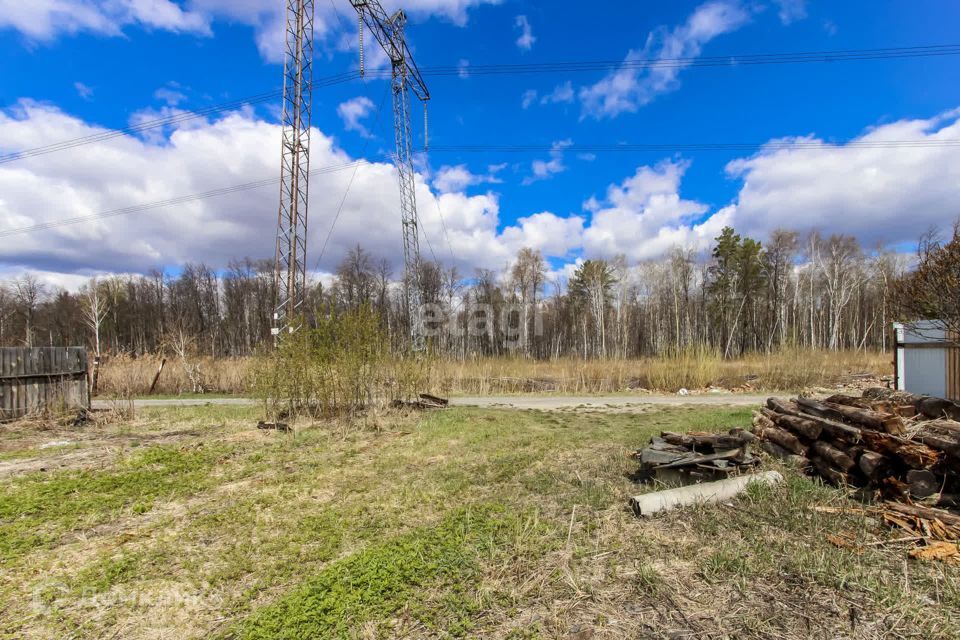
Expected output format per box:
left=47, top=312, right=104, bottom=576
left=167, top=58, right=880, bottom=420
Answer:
left=0, top=100, right=570, bottom=281
left=0, top=0, right=210, bottom=40
left=432, top=164, right=503, bottom=193
left=579, top=0, right=750, bottom=119
left=722, top=108, right=960, bottom=244
left=582, top=159, right=722, bottom=260
left=514, top=14, right=534, bottom=51
left=337, top=96, right=376, bottom=137
left=523, top=139, right=573, bottom=185
left=0, top=0, right=501, bottom=62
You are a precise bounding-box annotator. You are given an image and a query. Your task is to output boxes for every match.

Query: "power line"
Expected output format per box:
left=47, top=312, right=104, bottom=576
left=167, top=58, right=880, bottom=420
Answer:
left=0, top=161, right=366, bottom=238
left=3, top=44, right=957, bottom=167
left=416, top=43, right=960, bottom=77
left=7, top=134, right=960, bottom=240
left=0, top=72, right=359, bottom=166
left=429, top=139, right=960, bottom=154
left=314, top=81, right=391, bottom=271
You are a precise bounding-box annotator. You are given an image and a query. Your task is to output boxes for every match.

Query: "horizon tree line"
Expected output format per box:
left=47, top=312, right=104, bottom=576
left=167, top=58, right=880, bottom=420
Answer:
left=0, top=224, right=945, bottom=360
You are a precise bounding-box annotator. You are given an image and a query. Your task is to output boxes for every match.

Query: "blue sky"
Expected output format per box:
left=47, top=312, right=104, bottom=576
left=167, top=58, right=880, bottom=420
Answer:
left=2, top=0, right=960, bottom=287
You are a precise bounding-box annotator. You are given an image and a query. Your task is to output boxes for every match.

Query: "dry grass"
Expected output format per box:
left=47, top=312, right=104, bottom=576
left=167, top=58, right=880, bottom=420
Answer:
left=96, top=349, right=890, bottom=397
left=1, top=404, right=955, bottom=639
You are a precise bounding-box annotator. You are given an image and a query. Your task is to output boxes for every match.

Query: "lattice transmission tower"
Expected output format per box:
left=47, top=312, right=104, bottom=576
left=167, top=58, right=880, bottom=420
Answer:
left=350, top=0, right=431, bottom=350
left=272, top=0, right=315, bottom=337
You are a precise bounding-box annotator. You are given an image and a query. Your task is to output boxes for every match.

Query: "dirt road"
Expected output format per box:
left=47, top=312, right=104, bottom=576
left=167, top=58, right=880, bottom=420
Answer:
left=94, top=394, right=768, bottom=411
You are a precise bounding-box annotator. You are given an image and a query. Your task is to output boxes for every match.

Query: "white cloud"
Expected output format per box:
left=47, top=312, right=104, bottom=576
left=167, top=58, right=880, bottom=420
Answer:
left=337, top=96, right=376, bottom=137
left=772, top=0, right=807, bottom=24
left=721, top=108, right=960, bottom=244
left=457, top=59, right=470, bottom=79
left=432, top=164, right=502, bottom=193
left=0, top=0, right=501, bottom=62
left=0, top=0, right=210, bottom=40
left=523, top=139, right=573, bottom=185
left=579, top=0, right=750, bottom=119
left=540, top=81, right=575, bottom=106
left=521, top=89, right=538, bottom=109
left=583, top=159, right=721, bottom=260
left=154, top=85, right=187, bottom=106
left=514, top=14, right=535, bottom=51
left=0, top=100, right=567, bottom=281
left=74, top=81, right=94, bottom=100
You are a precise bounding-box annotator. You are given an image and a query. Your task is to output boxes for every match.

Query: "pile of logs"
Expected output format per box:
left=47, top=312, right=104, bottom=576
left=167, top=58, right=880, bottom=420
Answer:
left=632, top=429, right=760, bottom=485
left=753, top=388, right=960, bottom=508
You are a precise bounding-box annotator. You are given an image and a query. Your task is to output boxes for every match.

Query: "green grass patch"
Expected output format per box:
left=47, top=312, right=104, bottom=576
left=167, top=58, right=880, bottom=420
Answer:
left=0, top=444, right=238, bottom=563
left=226, top=505, right=534, bottom=640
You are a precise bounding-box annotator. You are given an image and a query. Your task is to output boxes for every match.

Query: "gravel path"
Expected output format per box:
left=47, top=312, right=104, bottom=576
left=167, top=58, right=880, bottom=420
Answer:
left=94, top=394, right=767, bottom=411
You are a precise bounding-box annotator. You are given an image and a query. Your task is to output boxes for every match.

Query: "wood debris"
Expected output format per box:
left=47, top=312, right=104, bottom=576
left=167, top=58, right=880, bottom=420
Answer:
left=632, top=428, right=759, bottom=485
left=391, top=393, right=449, bottom=411
left=756, top=388, right=960, bottom=562
left=753, top=389, right=959, bottom=506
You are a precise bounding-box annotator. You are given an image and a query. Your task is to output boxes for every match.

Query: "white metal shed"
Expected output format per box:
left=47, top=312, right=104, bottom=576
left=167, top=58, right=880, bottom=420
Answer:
left=893, top=320, right=960, bottom=401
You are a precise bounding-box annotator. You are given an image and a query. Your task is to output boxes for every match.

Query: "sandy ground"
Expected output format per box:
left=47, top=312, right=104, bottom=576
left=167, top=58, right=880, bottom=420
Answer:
left=92, top=394, right=769, bottom=411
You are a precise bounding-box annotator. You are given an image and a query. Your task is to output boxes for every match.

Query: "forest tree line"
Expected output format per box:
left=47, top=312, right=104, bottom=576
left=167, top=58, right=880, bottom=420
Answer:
left=0, top=225, right=946, bottom=360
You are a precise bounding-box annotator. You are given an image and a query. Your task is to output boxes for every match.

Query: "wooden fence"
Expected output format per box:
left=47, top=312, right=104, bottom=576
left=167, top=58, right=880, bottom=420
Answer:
left=0, top=347, right=89, bottom=420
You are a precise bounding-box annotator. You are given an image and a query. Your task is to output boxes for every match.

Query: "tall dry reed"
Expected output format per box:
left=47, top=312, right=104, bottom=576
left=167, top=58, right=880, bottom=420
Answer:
left=96, top=349, right=890, bottom=397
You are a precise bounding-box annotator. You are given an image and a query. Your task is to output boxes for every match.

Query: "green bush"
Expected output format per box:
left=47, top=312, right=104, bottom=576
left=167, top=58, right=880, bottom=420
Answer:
left=253, top=306, right=429, bottom=419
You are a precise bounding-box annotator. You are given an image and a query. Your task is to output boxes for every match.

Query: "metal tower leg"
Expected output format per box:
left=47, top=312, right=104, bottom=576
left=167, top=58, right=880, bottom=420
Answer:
left=273, top=0, right=315, bottom=337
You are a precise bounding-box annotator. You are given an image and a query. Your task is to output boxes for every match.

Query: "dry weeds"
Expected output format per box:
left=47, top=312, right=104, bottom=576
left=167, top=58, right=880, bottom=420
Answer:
left=94, top=349, right=891, bottom=397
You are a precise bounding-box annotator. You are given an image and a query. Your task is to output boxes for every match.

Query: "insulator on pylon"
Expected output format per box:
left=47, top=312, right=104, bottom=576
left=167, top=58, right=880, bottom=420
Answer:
left=358, top=14, right=365, bottom=77
left=423, top=102, right=429, bottom=151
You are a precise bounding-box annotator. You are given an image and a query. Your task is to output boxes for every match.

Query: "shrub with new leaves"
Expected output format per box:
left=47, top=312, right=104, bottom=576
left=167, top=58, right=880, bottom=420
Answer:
left=253, top=305, right=393, bottom=420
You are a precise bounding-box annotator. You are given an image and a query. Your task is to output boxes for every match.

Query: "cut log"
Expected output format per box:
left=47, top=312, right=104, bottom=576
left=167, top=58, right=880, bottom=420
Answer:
left=810, top=456, right=849, bottom=486
left=771, top=413, right=823, bottom=440
left=883, top=502, right=960, bottom=528
left=758, top=426, right=807, bottom=456
left=824, top=394, right=874, bottom=409
left=914, top=396, right=960, bottom=421
left=660, top=431, right=753, bottom=451
left=892, top=404, right=918, bottom=418
left=906, top=469, right=939, bottom=499
left=918, top=419, right=960, bottom=438
left=858, top=451, right=890, bottom=480
left=760, top=440, right=809, bottom=467
left=860, top=431, right=941, bottom=469
left=752, top=412, right=776, bottom=434
left=767, top=397, right=804, bottom=417
left=822, top=401, right=905, bottom=435
left=792, top=398, right=863, bottom=442
left=812, top=440, right=856, bottom=472
left=914, top=434, right=960, bottom=459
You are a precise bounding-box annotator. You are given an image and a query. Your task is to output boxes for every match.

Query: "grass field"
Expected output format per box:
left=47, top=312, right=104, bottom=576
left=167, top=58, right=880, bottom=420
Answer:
left=1, top=404, right=956, bottom=639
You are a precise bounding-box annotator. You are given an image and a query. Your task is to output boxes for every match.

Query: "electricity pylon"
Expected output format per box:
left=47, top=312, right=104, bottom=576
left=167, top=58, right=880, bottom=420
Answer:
left=273, top=0, right=315, bottom=337
left=350, top=0, right=431, bottom=350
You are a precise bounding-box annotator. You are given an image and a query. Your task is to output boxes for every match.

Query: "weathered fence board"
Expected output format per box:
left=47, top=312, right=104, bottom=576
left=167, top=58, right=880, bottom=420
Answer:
left=0, top=347, right=88, bottom=420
